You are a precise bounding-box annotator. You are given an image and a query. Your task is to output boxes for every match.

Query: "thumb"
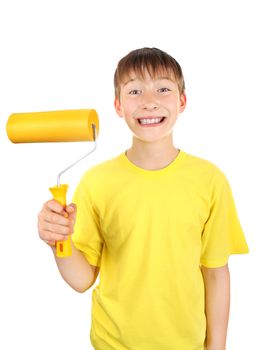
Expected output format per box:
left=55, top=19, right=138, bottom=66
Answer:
left=66, top=203, right=77, bottom=218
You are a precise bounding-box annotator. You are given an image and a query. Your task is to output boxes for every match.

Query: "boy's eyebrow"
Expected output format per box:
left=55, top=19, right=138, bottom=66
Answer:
left=123, top=78, right=136, bottom=87
left=123, top=76, right=174, bottom=87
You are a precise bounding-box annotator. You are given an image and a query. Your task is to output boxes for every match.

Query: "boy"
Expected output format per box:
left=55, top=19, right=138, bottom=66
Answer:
left=38, top=47, right=249, bottom=350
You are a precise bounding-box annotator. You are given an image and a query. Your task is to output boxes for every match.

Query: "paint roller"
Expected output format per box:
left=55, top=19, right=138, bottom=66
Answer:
left=6, top=109, right=99, bottom=258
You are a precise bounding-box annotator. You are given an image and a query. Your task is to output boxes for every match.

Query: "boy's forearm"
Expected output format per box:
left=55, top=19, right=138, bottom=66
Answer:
left=51, top=238, right=96, bottom=292
left=201, top=264, right=230, bottom=350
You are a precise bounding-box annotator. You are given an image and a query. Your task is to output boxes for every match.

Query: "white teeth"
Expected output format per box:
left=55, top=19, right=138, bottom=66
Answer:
left=139, top=117, right=162, bottom=125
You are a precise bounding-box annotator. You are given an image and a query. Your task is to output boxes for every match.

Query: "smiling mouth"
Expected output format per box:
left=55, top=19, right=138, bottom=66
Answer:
left=137, top=117, right=166, bottom=126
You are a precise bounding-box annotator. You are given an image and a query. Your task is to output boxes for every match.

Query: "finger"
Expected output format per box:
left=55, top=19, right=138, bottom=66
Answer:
left=44, top=211, right=70, bottom=226
left=44, top=240, right=56, bottom=247
left=43, top=222, right=72, bottom=235
left=40, top=229, right=69, bottom=242
left=46, top=200, right=67, bottom=216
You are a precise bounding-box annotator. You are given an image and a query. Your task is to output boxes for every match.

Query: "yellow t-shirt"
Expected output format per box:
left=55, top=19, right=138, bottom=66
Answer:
left=72, top=149, right=249, bottom=350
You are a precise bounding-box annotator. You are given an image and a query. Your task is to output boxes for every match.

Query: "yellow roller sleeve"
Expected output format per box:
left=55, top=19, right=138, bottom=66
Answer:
left=6, top=109, right=99, bottom=143
left=49, top=184, right=72, bottom=257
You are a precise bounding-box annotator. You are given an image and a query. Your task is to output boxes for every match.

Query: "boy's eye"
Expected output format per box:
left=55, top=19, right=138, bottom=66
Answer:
left=129, top=89, right=141, bottom=95
left=158, top=87, right=171, bottom=93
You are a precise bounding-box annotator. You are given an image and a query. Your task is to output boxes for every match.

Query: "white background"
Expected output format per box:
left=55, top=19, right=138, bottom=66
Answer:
left=0, top=0, right=262, bottom=349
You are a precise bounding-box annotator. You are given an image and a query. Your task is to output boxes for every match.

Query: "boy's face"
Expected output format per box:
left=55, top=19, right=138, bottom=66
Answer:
left=114, top=69, right=186, bottom=144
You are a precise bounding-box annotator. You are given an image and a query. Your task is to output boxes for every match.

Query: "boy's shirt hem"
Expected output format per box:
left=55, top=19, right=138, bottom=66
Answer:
left=200, top=249, right=249, bottom=268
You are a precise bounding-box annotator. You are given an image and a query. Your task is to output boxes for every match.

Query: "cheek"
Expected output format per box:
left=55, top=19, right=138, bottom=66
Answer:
left=165, top=100, right=179, bottom=112
left=121, top=99, right=138, bottom=115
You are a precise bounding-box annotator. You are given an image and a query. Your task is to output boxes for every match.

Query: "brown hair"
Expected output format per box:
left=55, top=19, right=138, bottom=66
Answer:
left=114, top=47, right=185, bottom=99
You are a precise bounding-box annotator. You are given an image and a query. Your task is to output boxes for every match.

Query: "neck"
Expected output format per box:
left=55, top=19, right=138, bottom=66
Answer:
left=126, top=134, right=179, bottom=170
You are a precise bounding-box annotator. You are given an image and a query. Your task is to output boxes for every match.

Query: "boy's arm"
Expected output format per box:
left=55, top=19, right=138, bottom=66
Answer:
left=200, top=264, right=230, bottom=350
left=38, top=200, right=99, bottom=293
left=51, top=237, right=99, bottom=293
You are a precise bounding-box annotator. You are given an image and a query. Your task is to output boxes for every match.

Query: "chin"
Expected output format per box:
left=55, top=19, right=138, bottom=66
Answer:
left=134, top=133, right=172, bottom=143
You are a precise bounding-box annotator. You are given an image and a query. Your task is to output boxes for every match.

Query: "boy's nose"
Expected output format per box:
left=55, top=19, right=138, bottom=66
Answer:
left=140, top=93, right=159, bottom=111
left=142, top=103, right=158, bottom=111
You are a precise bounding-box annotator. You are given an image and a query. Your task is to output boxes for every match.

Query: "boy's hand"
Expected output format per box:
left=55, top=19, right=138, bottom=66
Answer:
left=37, top=200, right=77, bottom=247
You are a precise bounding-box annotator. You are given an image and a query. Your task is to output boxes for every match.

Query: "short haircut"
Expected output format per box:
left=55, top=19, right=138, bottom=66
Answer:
left=114, top=47, right=185, bottom=99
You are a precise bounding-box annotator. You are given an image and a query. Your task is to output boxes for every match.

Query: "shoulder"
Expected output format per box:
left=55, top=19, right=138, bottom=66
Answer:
left=182, top=150, right=229, bottom=186
left=78, top=152, right=123, bottom=185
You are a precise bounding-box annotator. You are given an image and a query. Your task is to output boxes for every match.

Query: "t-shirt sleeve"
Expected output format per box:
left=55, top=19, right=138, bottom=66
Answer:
left=71, top=173, right=104, bottom=267
left=200, top=172, right=249, bottom=268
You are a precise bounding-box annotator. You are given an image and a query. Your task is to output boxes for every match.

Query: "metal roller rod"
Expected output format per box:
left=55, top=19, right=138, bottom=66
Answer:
left=57, top=124, right=98, bottom=186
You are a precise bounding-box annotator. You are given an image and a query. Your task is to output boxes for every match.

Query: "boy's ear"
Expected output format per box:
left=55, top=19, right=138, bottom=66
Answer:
left=114, top=97, right=123, bottom=118
left=179, top=93, right=187, bottom=113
